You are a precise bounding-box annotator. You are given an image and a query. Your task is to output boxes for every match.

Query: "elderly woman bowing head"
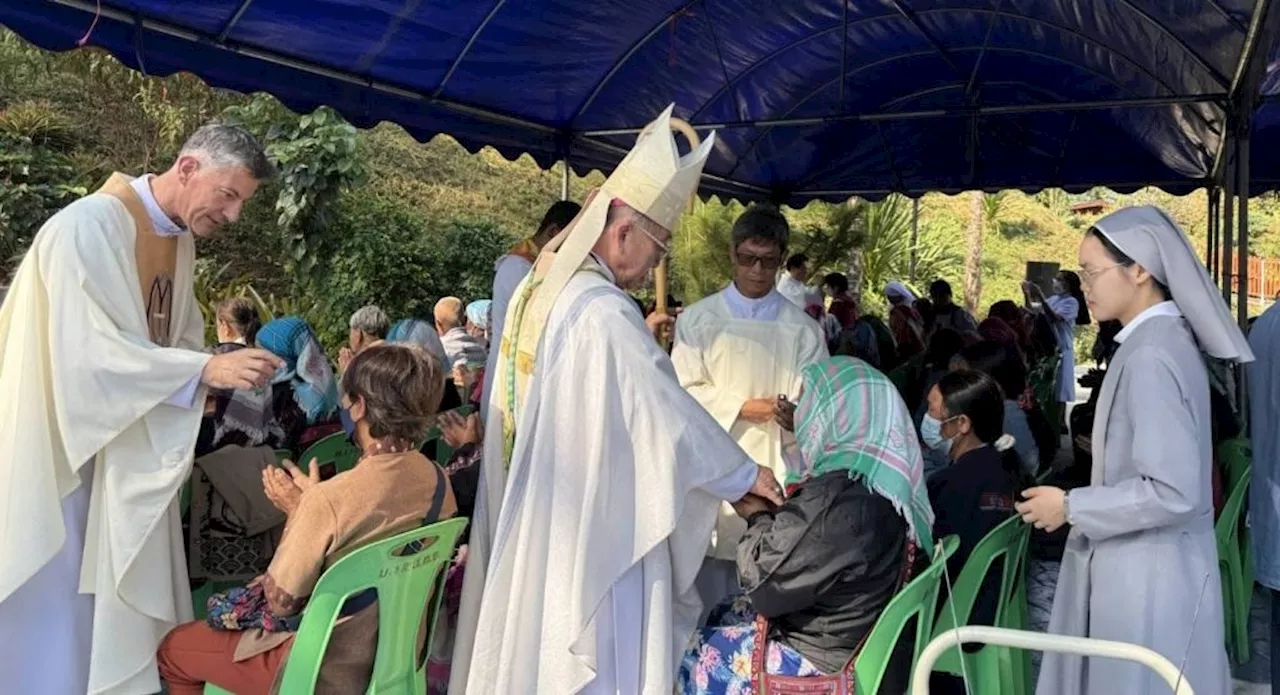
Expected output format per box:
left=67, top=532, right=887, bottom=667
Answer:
left=677, top=357, right=932, bottom=694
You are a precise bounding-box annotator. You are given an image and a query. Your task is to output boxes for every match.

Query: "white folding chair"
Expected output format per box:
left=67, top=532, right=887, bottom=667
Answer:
left=909, top=626, right=1195, bottom=695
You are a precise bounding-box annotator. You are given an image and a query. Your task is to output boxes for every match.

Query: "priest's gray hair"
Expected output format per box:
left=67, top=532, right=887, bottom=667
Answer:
left=349, top=304, right=390, bottom=339
left=178, top=123, right=275, bottom=180
left=731, top=203, right=789, bottom=253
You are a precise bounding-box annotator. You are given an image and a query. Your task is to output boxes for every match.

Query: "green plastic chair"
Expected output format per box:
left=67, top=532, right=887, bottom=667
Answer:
left=930, top=515, right=1032, bottom=695
left=1218, top=438, right=1251, bottom=495
left=1216, top=463, right=1252, bottom=664
left=298, top=431, right=361, bottom=479
left=852, top=535, right=960, bottom=695
left=205, top=516, right=467, bottom=695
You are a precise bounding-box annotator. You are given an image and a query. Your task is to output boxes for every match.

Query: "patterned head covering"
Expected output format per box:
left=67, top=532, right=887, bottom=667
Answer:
left=255, top=316, right=339, bottom=424
left=791, top=357, right=935, bottom=553
left=387, top=319, right=450, bottom=371
left=466, top=300, right=493, bottom=332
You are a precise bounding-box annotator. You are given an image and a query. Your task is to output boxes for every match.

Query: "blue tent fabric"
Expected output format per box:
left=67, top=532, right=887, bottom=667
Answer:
left=2, top=0, right=1277, bottom=203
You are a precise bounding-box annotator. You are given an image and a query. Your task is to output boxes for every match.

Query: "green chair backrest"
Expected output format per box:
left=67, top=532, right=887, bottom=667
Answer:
left=930, top=515, right=1030, bottom=673
left=1216, top=463, right=1251, bottom=549
left=299, top=431, right=361, bottom=479
left=1217, top=438, right=1251, bottom=494
left=278, top=516, right=468, bottom=695
left=933, top=515, right=1029, bottom=633
left=854, top=535, right=960, bottom=695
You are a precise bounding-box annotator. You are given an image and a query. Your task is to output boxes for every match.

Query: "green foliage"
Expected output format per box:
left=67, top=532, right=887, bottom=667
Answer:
left=848, top=195, right=960, bottom=314
left=0, top=102, right=87, bottom=271
left=303, top=194, right=513, bottom=349
left=222, top=95, right=367, bottom=284
left=670, top=197, right=743, bottom=301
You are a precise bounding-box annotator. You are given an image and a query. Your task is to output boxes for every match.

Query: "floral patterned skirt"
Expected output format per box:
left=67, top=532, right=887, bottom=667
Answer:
left=676, top=595, right=822, bottom=694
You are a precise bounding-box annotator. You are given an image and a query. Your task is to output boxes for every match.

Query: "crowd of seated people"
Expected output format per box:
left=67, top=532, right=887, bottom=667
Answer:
left=161, top=342, right=458, bottom=693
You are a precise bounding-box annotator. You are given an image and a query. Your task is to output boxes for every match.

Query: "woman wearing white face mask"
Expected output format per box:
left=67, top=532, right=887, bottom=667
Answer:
left=922, top=370, right=1026, bottom=612
left=1016, top=206, right=1252, bottom=695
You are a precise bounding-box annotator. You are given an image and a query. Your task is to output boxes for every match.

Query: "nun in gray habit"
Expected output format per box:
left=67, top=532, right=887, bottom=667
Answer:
left=1016, top=205, right=1253, bottom=695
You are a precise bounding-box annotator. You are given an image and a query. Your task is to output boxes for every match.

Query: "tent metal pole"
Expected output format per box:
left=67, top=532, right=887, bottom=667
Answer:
left=1222, top=134, right=1235, bottom=308
left=560, top=158, right=570, bottom=201
left=1208, top=187, right=1219, bottom=283
left=1237, top=129, right=1250, bottom=330
left=578, top=94, right=1225, bottom=136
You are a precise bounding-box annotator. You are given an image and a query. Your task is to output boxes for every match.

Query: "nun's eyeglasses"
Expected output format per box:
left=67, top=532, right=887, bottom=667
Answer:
left=1080, top=263, right=1123, bottom=287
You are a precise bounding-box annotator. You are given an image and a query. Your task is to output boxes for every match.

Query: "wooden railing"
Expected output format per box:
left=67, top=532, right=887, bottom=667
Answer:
left=1225, top=256, right=1280, bottom=300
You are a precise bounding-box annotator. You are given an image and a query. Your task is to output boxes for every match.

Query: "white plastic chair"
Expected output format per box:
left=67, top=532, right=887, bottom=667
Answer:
left=910, top=626, right=1195, bottom=695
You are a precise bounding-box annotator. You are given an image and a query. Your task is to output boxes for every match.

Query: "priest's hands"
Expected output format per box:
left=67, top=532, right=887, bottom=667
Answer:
left=644, top=311, right=675, bottom=343
left=746, top=464, right=785, bottom=507
left=263, top=458, right=321, bottom=516
left=202, top=349, right=283, bottom=391
left=732, top=494, right=773, bottom=518
left=1015, top=486, right=1068, bottom=532
left=740, top=398, right=776, bottom=424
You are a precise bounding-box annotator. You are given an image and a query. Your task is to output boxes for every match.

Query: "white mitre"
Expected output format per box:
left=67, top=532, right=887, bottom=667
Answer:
left=519, top=105, right=714, bottom=334
left=491, top=105, right=716, bottom=444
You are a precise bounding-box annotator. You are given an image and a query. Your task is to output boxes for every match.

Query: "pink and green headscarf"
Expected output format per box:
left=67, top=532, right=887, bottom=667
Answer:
left=791, top=357, right=935, bottom=554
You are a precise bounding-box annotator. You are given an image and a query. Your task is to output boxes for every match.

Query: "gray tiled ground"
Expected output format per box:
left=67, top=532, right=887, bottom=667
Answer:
left=1232, top=587, right=1272, bottom=693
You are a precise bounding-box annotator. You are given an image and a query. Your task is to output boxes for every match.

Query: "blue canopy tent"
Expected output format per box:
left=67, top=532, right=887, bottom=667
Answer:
left=2, top=0, right=1278, bottom=321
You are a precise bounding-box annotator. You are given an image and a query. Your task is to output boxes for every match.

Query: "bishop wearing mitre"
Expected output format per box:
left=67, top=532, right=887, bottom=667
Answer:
left=0, top=123, right=283, bottom=694
left=448, top=106, right=784, bottom=695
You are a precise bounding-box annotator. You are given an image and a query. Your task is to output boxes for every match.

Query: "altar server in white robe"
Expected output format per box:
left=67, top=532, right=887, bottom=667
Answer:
left=0, top=124, right=283, bottom=695
left=450, top=106, right=784, bottom=695
left=480, top=199, right=581, bottom=418
left=1017, top=206, right=1250, bottom=695
left=671, top=204, right=827, bottom=608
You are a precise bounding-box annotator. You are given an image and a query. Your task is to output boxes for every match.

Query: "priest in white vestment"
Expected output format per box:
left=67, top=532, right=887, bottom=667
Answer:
left=0, top=124, right=283, bottom=695
left=450, top=106, right=784, bottom=695
left=671, top=205, right=827, bottom=609
left=479, top=199, right=581, bottom=418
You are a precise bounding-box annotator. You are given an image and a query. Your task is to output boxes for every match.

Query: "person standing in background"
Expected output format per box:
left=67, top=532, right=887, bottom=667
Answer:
left=480, top=200, right=581, bottom=418
left=1248, top=300, right=1280, bottom=683
left=776, top=252, right=812, bottom=309
left=672, top=204, right=828, bottom=610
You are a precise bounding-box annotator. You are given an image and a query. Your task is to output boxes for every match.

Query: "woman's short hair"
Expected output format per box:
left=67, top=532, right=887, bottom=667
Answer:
left=349, top=305, right=390, bottom=338
left=340, top=343, right=444, bottom=441
left=215, top=297, right=261, bottom=344
left=935, top=368, right=1005, bottom=444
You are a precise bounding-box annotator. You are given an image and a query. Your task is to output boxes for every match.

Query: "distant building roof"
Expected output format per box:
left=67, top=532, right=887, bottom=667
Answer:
left=1071, top=200, right=1109, bottom=214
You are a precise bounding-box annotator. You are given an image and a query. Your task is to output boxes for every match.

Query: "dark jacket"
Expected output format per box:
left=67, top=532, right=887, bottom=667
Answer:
left=927, top=445, right=1017, bottom=628
left=737, top=471, right=908, bottom=674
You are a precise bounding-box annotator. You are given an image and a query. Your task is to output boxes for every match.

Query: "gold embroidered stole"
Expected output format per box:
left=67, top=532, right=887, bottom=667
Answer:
left=97, top=173, right=178, bottom=346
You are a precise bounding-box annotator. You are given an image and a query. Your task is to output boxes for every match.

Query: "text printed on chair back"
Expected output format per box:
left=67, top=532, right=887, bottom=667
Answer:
left=277, top=517, right=467, bottom=694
